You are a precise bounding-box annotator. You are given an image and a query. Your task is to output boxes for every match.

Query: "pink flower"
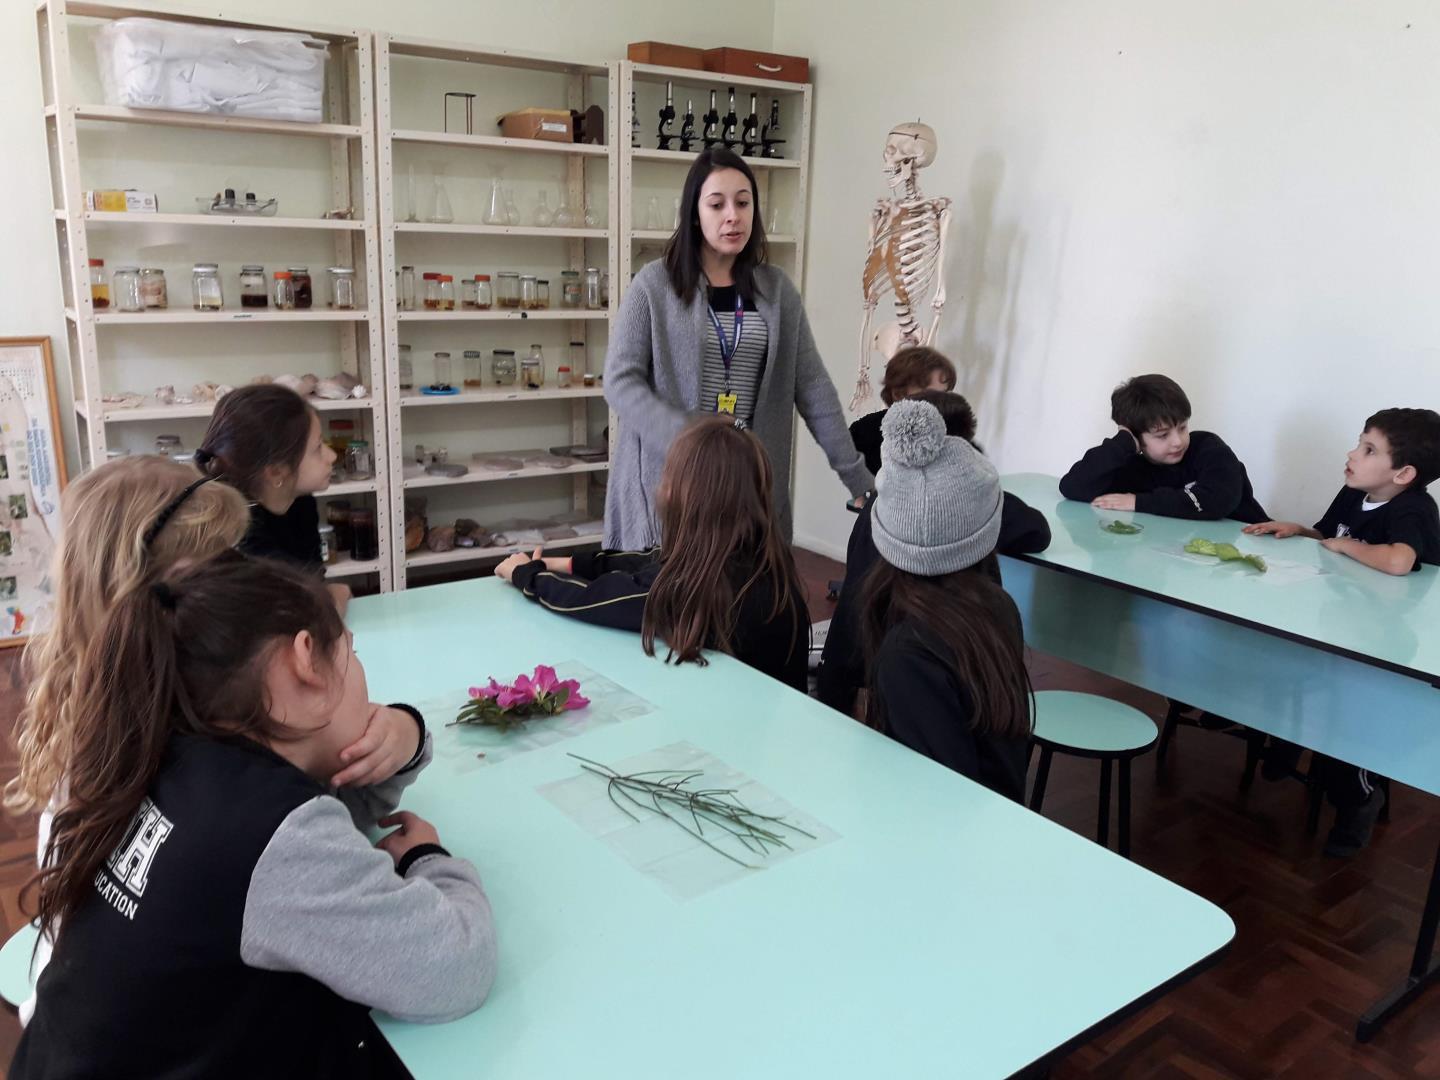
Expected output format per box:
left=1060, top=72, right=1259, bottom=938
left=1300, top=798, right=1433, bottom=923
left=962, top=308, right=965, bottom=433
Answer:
left=470, top=679, right=504, bottom=701
left=558, top=681, right=589, bottom=711
left=497, top=683, right=535, bottom=710
left=532, top=665, right=560, bottom=694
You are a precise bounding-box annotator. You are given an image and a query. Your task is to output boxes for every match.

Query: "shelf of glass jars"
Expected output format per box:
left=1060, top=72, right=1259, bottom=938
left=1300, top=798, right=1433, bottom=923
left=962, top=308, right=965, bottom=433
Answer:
left=393, top=310, right=607, bottom=322
left=395, top=223, right=607, bottom=240
left=398, top=386, right=604, bottom=407
left=631, top=147, right=801, bottom=170
left=629, top=62, right=808, bottom=96
left=402, top=459, right=609, bottom=490
left=47, top=104, right=364, bottom=140
left=319, top=478, right=379, bottom=498
left=75, top=396, right=378, bottom=424
left=390, top=130, right=609, bottom=157
left=67, top=308, right=372, bottom=325
left=405, top=532, right=603, bottom=571
left=61, top=210, right=367, bottom=232
left=629, top=229, right=797, bottom=244
left=324, top=551, right=384, bottom=579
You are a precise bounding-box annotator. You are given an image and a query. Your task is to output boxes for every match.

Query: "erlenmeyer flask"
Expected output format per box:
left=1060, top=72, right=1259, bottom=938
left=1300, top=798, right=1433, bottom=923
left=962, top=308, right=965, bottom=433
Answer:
left=431, top=174, right=454, bottom=225
left=554, top=190, right=577, bottom=228
left=504, top=185, right=521, bottom=226
left=533, top=190, right=556, bottom=227
left=583, top=198, right=600, bottom=228
left=483, top=177, right=507, bottom=226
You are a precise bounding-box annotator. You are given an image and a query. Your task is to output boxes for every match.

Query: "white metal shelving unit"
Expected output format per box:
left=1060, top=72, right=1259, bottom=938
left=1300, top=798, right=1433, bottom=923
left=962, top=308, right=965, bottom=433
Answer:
left=37, top=0, right=394, bottom=588
left=374, top=35, right=618, bottom=588
left=618, top=62, right=812, bottom=295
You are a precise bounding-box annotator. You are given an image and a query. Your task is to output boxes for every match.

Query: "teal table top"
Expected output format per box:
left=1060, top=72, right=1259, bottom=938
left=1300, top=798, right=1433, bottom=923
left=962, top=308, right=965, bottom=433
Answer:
left=350, top=579, right=1233, bottom=1079
left=0, top=924, right=38, bottom=1007
left=1003, top=474, right=1440, bottom=682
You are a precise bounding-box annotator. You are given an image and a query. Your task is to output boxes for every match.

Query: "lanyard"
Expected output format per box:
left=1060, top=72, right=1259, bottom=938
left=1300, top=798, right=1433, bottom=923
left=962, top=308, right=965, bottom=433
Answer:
left=707, top=289, right=745, bottom=392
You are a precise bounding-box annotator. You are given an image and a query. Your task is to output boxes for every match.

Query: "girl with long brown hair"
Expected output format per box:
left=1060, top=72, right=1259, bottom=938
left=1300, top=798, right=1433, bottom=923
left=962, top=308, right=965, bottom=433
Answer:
left=7, top=455, right=431, bottom=1028
left=858, top=399, right=1034, bottom=800
left=496, top=415, right=809, bottom=690
left=14, top=555, right=495, bottom=1078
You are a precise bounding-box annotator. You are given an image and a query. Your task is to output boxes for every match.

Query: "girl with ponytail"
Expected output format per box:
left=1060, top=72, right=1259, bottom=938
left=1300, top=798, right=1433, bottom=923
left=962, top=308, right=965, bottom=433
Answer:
left=14, top=555, right=495, bottom=1078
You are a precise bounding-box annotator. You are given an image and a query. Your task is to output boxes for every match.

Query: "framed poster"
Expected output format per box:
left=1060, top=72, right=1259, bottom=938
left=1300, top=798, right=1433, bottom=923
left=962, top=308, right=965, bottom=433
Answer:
left=0, top=337, right=68, bottom=648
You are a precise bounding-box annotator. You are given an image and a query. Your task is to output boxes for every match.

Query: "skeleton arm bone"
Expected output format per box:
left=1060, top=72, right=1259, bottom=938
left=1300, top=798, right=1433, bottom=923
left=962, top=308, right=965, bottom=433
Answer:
left=924, top=202, right=953, bottom=346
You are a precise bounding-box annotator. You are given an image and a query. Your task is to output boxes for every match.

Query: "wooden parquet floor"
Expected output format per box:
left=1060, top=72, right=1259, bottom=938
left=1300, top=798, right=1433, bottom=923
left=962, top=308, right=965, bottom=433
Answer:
left=0, top=554, right=1436, bottom=1077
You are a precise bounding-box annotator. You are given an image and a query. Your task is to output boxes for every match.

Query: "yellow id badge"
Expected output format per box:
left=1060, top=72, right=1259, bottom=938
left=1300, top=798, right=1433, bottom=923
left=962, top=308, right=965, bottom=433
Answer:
left=716, top=392, right=738, bottom=415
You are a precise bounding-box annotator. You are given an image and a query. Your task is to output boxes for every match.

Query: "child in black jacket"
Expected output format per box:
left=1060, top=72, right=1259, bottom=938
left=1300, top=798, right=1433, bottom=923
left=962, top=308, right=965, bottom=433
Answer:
left=819, top=390, right=1050, bottom=717
left=497, top=416, right=809, bottom=692
left=1244, top=407, right=1440, bottom=855
left=1060, top=373, right=1268, bottom=523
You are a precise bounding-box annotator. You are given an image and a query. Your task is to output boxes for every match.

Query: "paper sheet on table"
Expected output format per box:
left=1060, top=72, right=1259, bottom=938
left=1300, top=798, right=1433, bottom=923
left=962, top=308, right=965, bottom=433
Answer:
left=1152, top=547, right=1329, bottom=585
left=537, top=741, right=839, bottom=901
left=418, top=662, right=655, bottom=772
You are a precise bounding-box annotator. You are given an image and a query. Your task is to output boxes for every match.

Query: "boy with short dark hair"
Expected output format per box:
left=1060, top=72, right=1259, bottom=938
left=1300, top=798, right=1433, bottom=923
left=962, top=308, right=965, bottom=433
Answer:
left=1244, top=407, right=1440, bottom=855
left=1060, top=374, right=1268, bottom=523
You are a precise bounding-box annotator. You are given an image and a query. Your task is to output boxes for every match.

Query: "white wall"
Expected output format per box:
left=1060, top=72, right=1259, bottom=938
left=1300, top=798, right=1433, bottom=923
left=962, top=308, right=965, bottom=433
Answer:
left=776, top=0, right=1440, bottom=558
left=0, top=0, right=775, bottom=473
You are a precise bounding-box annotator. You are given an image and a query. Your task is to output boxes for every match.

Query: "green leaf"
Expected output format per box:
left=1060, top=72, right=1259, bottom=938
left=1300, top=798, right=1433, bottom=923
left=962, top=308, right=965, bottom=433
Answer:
left=1184, top=538, right=1218, bottom=556
left=1102, top=520, right=1144, bottom=535
left=1183, top=537, right=1267, bottom=573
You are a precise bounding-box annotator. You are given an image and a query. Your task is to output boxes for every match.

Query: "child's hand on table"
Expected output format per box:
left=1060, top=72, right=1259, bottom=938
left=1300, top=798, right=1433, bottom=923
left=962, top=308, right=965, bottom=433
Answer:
left=1091, top=493, right=1137, bottom=511
left=1244, top=521, right=1304, bottom=539
left=376, top=811, right=442, bottom=866
left=332, top=704, right=421, bottom=788
left=1319, top=536, right=1352, bottom=554
left=496, top=546, right=571, bottom=582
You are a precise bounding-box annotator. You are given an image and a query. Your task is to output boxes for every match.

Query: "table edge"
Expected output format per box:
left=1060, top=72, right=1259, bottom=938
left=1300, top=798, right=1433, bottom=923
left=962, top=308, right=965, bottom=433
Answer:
left=1004, top=552, right=1440, bottom=688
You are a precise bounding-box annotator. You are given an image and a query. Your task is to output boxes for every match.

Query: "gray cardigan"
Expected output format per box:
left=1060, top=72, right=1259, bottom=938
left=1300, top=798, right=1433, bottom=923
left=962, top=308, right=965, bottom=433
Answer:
left=603, top=260, right=873, bottom=549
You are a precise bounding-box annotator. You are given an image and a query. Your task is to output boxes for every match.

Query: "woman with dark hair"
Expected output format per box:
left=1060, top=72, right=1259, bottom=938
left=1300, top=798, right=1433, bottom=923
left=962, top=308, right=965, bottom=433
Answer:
left=604, top=147, right=871, bottom=549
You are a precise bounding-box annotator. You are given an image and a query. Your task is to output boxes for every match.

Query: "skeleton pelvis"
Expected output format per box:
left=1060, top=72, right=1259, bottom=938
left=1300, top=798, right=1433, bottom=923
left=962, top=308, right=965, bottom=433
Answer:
left=872, top=322, right=918, bottom=359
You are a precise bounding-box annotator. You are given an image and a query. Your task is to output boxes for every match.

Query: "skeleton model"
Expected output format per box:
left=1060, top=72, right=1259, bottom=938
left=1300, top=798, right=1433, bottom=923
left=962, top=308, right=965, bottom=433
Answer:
left=851, top=121, right=952, bottom=411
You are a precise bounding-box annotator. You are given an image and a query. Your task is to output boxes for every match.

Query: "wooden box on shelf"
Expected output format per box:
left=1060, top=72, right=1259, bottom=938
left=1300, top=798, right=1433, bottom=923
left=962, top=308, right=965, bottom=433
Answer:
left=702, top=47, right=809, bottom=84
left=626, top=41, right=706, bottom=70
left=497, top=108, right=574, bottom=143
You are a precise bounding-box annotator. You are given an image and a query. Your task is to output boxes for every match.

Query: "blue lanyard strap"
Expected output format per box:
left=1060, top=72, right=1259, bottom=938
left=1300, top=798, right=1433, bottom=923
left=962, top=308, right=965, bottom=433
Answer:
left=707, top=289, right=745, bottom=389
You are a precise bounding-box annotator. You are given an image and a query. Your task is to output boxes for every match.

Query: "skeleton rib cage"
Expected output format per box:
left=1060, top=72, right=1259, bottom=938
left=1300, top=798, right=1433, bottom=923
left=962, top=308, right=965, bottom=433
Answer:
left=863, top=197, right=950, bottom=344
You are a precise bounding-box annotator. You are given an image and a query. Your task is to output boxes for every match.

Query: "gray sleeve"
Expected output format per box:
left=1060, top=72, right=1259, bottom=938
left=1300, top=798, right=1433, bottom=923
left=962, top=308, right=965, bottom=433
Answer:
left=603, top=275, right=690, bottom=444
left=787, top=281, right=874, bottom=496
left=334, top=727, right=433, bottom=833
left=240, top=795, right=497, bottom=1024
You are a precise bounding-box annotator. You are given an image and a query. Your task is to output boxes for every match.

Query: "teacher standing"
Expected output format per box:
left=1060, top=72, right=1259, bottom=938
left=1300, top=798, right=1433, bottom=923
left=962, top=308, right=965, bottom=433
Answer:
left=604, top=147, right=873, bottom=550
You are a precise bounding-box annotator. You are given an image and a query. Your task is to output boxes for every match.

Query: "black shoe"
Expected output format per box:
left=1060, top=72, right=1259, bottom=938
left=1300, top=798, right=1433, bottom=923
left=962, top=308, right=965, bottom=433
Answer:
left=1261, top=739, right=1304, bottom=781
left=1324, top=787, right=1388, bottom=857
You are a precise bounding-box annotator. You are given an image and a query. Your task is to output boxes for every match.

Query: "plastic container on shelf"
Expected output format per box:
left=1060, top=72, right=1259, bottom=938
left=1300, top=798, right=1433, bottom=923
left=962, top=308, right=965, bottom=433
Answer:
left=422, top=272, right=441, bottom=310
left=112, top=266, right=143, bottom=312
left=522, top=344, right=545, bottom=389
left=584, top=267, right=602, bottom=309
left=318, top=524, right=337, bottom=564
left=490, top=349, right=516, bottom=385
left=496, top=272, right=520, bottom=309
left=521, top=275, right=539, bottom=310
left=437, top=274, right=454, bottom=311
left=398, top=265, right=416, bottom=311
left=240, top=265, right=268, bottom=308
left=461, top=277, right=479, bottom=310
left=350, top=509, right=378, bottom=561
left=398, top=344, right=414, bottom=390
left=463, top=350, right=483, bottom=388
left=560, top=270, right=581, bottom=308
left=288, top=266, right=313, bottom=309
left=536, top=279, right=550, bottom=309
left=474, top=274, right=493, bottom=310
left=192, top=263, right=222, bottom=311
left=328, top=266, right=356, bottom=310
left=139, top=268, right=167, bottom=309
left=345, top=439, right=373, bottom=480
left=88, top=258, right=109, bottom=309
left=272, top=270, right=295, bottom=310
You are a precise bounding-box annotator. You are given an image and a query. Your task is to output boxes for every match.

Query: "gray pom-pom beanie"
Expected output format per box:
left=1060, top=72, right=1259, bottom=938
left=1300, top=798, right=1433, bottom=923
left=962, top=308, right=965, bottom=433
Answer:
left=871, top=398, right=1003, bottom=576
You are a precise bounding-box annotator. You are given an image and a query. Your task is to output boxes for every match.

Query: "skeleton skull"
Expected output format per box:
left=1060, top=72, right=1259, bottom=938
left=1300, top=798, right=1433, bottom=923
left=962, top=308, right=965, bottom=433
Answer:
left=882, top=122, right=937, bottom=188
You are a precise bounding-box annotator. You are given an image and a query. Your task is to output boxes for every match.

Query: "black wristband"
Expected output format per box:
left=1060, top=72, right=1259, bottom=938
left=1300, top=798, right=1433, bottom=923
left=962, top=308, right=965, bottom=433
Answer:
left=387, top=703, right=427, bottom=772
left=396, top=843, right=450, bottom=877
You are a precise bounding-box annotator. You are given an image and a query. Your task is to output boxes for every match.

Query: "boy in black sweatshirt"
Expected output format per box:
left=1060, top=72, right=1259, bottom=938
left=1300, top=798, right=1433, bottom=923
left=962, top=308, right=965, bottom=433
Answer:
left=1059, top=374, right=1268, bottom=523
left=1244, top=407, right=1440, bottom=855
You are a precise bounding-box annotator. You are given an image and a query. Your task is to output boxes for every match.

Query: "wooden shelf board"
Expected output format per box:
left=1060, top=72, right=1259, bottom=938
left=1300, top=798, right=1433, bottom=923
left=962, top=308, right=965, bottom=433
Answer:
left=629, top=61, right=810, bottom=95
left=78, top=396, right=376, bottom=423
left=391, top=129, right=607, bottom=156
left=394, top=309, right=608, bottom=322
left=68, top=104, right=362, bottom=139
left=92, top=309, right=371, bottom=325
left=80, top=210, right=364, bottom=231
left=386, top=37, right=607, bottom=76
left=632, top=146, right=800, bottom=170
left=325, top=554, right=384, bottom=578
left=399, top=386, right=604, bottom=406
left=395, top=222, right=607, bottom=240
left=402, top=460, right=608, bottom=489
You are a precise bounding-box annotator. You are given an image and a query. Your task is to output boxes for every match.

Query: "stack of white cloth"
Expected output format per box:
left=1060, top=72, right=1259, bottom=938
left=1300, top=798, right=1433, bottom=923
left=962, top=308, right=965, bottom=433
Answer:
left=96, top=18, right=326, bottom=123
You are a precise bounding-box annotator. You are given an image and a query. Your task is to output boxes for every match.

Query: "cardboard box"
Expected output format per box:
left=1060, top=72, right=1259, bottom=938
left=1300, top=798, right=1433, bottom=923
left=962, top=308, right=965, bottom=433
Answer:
left=497, top=108, right=573, bottom=143
left=84, top=189, right=159, bottom=213
left=702, top=47, right=809, bottom=84
left=626, top=41, right=706, bottom=70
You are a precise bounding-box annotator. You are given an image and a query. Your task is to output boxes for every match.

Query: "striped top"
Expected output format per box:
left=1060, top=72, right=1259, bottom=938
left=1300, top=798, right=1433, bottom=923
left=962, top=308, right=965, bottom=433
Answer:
left=700, top=284, right=768, bottom=424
